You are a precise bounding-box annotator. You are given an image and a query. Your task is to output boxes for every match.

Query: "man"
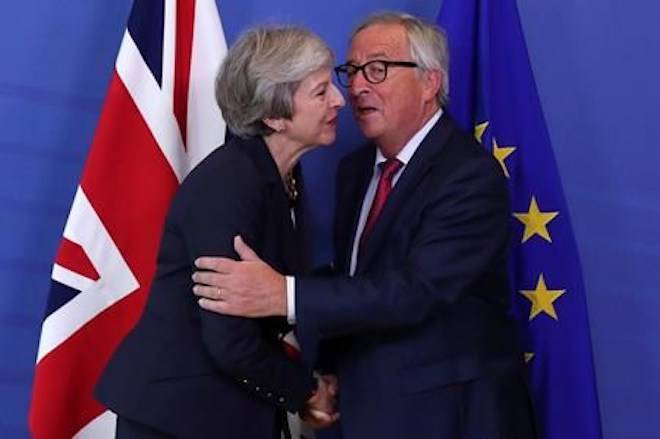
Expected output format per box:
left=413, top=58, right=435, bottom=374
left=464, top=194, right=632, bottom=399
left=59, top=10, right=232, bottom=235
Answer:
left=193, top=12, right=536, bottom=438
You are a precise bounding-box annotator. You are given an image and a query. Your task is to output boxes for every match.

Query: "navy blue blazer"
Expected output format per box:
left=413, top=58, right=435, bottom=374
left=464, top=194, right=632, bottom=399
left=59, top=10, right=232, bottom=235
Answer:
left=297, top=114, right=536, bottom=438
left=95, top=136, right=315, bottom=438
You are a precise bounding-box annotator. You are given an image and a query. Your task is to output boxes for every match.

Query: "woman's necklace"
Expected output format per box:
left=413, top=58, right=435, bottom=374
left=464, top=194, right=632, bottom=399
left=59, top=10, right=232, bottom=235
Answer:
left=284, top=171, right=298, bottom=203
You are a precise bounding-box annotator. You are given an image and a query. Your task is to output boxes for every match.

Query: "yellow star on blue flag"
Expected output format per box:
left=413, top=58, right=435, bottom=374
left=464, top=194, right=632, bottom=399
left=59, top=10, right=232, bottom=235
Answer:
left=492, top=138, right=516, bottom=178
left=520, top=274, right=566, bottom=320
left=513, top=196, right=559, bottom=243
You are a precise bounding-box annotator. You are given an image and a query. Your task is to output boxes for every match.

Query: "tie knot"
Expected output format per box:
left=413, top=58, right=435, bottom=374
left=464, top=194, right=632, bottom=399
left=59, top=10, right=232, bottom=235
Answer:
left=379, top=158, right=403, bottom=181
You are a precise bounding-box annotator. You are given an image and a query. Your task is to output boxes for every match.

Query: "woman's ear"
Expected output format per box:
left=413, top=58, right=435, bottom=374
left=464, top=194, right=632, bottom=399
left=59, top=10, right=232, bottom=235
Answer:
left=262, top=117, right=284, bottom=133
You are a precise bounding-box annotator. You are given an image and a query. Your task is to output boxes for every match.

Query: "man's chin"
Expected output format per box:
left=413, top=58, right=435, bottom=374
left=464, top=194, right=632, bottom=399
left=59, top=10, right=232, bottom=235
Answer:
left=357, top=123, right=384, bottom=140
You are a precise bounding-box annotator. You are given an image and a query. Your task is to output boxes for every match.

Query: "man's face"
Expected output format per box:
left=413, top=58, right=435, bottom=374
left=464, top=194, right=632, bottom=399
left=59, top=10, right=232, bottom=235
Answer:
left=347, top=23, right=434, bottom=154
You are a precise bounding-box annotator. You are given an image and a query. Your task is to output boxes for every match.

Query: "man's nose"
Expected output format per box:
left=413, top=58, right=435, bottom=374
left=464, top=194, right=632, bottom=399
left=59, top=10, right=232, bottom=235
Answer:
left=349, top=70, right=370, bottom=97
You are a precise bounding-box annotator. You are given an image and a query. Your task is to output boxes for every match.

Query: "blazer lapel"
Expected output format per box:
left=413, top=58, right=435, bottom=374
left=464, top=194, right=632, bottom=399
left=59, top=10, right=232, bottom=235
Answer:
left=357, top=115, right=455, bottom=273
left=236, top=137, right=304, bottom=274
left=281, top=165, right=309, bottom=274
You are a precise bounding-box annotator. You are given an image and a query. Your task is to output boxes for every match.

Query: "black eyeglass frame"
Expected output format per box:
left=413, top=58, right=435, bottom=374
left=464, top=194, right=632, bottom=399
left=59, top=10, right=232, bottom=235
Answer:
left=333, top=60, right=418, bottom=87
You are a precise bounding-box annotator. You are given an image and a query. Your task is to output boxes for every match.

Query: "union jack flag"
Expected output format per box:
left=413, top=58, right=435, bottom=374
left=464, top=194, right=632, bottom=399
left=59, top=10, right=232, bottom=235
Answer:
left=29, top=1, right=227, bottom=437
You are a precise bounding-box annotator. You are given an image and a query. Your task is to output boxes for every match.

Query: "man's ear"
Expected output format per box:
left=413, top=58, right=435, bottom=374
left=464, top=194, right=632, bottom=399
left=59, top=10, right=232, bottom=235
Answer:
left=262, top=117, right=284, bottom=133
left=421, top=69, right=442, bottom=103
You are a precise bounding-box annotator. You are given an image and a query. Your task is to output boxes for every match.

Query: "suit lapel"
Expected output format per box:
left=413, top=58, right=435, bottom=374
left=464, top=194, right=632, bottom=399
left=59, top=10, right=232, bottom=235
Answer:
left=335, top=146, right=375, bottom=274
left=356, top=115, right=455, bottom=273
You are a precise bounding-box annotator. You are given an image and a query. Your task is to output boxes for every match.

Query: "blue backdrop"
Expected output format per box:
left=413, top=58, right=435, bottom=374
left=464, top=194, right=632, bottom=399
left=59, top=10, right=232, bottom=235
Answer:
left=1, top=1, right=658, bottom=438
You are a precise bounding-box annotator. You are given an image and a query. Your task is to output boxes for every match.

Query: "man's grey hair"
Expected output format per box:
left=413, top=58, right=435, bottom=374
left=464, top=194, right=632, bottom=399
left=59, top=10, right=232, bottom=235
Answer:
left=353, top=11, right=450, bottom=106
left=215, top=26, right=334, bottom=138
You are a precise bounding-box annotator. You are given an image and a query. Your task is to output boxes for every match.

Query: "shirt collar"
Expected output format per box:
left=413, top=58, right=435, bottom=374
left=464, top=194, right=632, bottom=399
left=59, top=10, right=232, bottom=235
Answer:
left=374, top=108, right=443, bottom=167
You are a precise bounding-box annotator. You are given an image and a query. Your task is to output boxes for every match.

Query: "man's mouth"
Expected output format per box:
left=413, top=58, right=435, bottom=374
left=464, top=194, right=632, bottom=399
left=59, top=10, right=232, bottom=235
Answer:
left=355, top=106, right=378, bottom=116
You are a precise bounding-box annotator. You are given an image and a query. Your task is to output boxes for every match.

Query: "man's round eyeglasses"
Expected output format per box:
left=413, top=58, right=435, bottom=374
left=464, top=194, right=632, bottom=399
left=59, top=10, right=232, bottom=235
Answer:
left=333, top=60, right=418, bottom=87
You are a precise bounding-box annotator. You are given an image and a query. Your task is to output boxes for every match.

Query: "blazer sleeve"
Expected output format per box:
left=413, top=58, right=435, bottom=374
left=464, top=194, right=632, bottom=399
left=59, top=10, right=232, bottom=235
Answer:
left=296, top=151, right=510, bottom=341
left=173, top=154, right=315, bottom=413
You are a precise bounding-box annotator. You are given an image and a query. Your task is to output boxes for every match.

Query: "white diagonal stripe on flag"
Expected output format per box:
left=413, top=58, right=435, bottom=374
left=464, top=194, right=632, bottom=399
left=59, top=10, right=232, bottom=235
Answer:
left=51, top=264, right=96, bottom=295
left=73, top=410, right=117, bottom=439
left=115, top=30, right=187, bottom=183
left=37, top=187, right=138, bottom=362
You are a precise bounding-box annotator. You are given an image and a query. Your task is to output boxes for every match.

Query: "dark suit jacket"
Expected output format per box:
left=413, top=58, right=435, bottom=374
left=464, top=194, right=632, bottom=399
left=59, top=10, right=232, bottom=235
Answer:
left=96, top=136, right=315, bottom=438
left=297, top=114, right=535, bottom=438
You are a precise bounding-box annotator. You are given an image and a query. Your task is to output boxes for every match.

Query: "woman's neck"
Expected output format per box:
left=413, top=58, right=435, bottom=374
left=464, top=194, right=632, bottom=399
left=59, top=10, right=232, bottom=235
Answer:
left=263, top=134, right=310, bottom=179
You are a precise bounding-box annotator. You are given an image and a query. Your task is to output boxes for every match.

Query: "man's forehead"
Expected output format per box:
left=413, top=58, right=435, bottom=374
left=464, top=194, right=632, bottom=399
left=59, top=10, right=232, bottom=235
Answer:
left=347, top=23, right=409, bottom=61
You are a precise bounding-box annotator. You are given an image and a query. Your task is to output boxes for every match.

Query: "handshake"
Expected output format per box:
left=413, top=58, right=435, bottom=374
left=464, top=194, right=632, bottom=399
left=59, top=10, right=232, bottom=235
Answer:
left=302, top=374, right=340, bottom=428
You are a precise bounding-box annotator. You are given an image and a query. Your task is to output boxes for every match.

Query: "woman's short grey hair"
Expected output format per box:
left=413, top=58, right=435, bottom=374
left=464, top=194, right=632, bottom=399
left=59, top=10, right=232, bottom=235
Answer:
left=353, top=12, right=450, bottom=106
left=215, top=26, right=334, bottom=138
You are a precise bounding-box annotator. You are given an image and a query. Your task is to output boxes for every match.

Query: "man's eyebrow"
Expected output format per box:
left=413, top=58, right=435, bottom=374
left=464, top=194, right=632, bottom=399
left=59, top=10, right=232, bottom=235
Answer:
left=346, top=52, right=390, bottom=63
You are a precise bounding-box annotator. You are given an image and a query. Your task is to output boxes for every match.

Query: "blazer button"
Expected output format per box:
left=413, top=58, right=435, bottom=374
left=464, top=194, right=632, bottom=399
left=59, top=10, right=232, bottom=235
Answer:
left=267, top=392, right=273, bottom=398
left=278, top=397, right=285, bottom=403
left=242, top=379, right=249, bottom=385
left=255, top=386, right=261, bottom=392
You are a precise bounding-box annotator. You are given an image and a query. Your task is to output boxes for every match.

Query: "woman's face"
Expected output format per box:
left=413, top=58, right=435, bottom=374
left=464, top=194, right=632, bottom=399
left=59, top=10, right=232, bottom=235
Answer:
left=282, top=67, right=345, bottom=147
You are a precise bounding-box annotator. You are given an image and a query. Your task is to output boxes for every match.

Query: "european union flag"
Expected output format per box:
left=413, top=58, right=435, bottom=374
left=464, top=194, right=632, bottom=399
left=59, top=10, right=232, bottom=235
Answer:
left=437, top=1, right=602, bottom=437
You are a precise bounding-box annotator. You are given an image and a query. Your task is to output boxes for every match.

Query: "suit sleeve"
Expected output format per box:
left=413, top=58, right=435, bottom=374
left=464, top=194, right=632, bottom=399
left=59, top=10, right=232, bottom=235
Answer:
left=174, top=156, right=315, bottom=413
left=296, top=151, right=510, bottom=341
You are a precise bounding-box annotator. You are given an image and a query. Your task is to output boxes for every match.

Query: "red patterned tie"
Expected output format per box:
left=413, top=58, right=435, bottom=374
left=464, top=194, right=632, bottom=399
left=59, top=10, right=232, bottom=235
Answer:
left=360, top=158, right=403, bottom=245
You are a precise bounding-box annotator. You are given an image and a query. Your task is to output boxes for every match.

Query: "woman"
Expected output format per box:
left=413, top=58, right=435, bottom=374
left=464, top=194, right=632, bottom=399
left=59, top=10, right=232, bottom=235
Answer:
left=95, top=26, right=344, bottom=438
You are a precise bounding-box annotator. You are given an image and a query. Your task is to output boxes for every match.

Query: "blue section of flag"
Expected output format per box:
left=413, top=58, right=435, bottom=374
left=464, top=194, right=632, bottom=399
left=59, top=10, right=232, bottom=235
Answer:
left=437, top=1, right=602, bottom=438
left=127, top=0, right=164, bottom=86
left=45, top=280, right=80, bottom=319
